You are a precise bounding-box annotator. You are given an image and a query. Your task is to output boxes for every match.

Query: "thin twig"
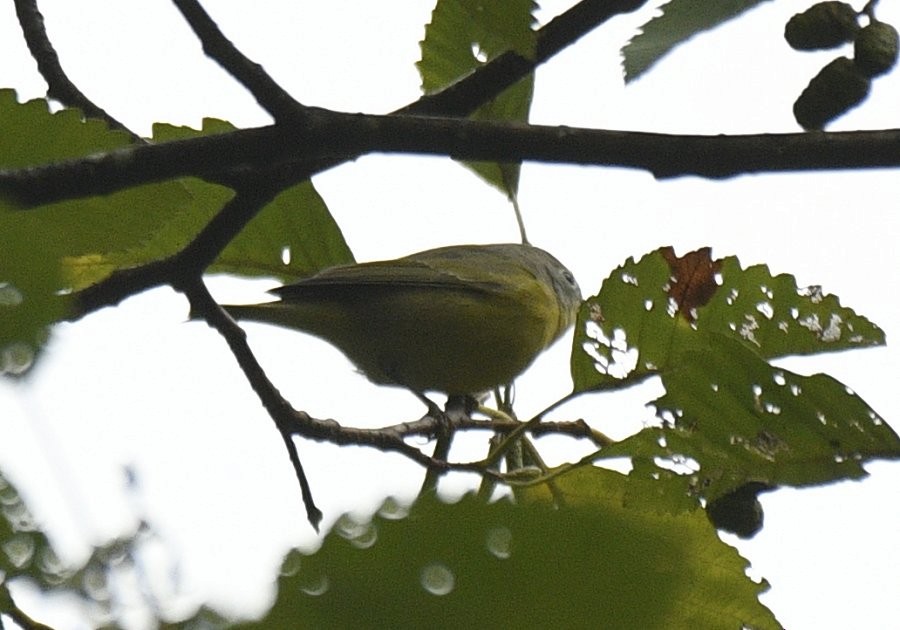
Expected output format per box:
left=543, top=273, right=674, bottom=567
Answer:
left=277, top=430, right=322, bottom=530
left=421, top=429, right=454, bottom=495
left=1, top=590, right=56, bottom=630
left=180, top=275, right=323, bottom=529
left=171, top=0, right=305, bottom=122
left=13, top=0, right=140, bottom=140
left=279, top=409, right=443, bottom=469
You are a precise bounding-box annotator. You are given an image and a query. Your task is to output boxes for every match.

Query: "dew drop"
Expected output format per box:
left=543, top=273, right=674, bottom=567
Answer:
left=485, top=527, right=512, bottom=560
left=335, top=514, right=378, bottom=549
left=335, top=514, right=369, bottom=540
left=1, top=501, right=34, bottom=531
left=300, top=573, right=329, bottom=596
left=3, top=534, right=35, bottom=568
left=378, top=497, right=409, bottom=521
left=2, top=342, right=34, bottom=375
left=280, top=549, right=303, bottom=576
left=349, top=523, right=378, bottom=550
left=421, top=563, right=455, bottom=596
left=0, top=283, right=23, bottom=307
left=82, top=565, right=111, bottom=602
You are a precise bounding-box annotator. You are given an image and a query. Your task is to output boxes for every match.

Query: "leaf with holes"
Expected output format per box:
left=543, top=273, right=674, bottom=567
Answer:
left=417, top=0, right=537, bottom=198
left=571, top=248, right=884, bottom=392
left=600, top=334, right=900, bottom=504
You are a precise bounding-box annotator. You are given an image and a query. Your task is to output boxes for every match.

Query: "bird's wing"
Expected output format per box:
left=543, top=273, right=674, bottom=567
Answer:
left=270, top=259, right=503, bottom=301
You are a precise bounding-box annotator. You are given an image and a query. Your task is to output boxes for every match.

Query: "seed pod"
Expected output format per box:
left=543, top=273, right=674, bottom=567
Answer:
left=854, top=21, right=899, bottom=77
left=785, top=1, right=860, bottom=50
left=793, top=56, right=871, bottom=130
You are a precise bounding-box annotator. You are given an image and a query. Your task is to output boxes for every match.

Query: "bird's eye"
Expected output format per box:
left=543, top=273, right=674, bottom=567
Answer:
left=562, top=270, right=577, bottom=286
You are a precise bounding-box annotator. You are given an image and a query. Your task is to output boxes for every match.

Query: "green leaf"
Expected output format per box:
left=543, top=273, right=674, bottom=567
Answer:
left=571, top=248, right=679, bottom=391
left=622, top=0, right=771, bottom=82
left=0, top=95, right=352, bottom=373
left=602, top=334, right=900, bottom=501
left=0, top=92, right=193, bottom=285
left=417, top=0, right=537, bottom=198
left=241, top=486, right=779, bottom=629
left=0, top=234, right=63, bottom=375
left=150, top=120, right=354, bottom=282
left=212, top=180, right=354, bottom=280
left=697, top=256, right=884, bottom=356
left=0, top=90, right=184, bottom=368
left=571, top=248, right=884, bottom=392
left=417, top=0, right=537, bottom=94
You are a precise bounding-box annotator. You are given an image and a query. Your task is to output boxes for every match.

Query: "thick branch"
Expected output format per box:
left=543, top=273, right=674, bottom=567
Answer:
left=5, top=114, right=900, bottom=205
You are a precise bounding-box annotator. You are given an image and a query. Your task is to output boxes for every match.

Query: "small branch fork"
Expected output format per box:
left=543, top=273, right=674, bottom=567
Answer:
left=8, top=0, right=640, bottom=528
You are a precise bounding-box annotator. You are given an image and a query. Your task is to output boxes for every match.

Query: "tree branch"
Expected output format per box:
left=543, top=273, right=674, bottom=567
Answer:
left=1, top=585, right=55, bottom=630
left=5, top=113, right=900, bottom=206
left=170, top=0, right=305, bottom=122
left=403, top=0, right=648, bottom=117
left=181, top=276, right=323, bottom=529
left=70, top=184, right=281, bottom=316
left=12, top=0, right=140, bottom=141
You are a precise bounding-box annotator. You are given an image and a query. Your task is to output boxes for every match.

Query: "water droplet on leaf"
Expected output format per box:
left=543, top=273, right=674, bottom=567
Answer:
left=420, top=563, right=455, bottom=596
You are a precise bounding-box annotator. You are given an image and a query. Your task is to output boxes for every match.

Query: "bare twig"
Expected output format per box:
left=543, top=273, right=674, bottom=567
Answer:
left=171, top=0, right=305, bottom=122
left=180, top=275, right=323, bottom=529
left=1, top=587, right=56, bottom=630
left=13, top=0, right=140, bottom=140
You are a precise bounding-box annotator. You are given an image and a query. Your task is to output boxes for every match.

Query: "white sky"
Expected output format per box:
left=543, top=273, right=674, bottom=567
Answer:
left=2, top=1, right=899, bottom=628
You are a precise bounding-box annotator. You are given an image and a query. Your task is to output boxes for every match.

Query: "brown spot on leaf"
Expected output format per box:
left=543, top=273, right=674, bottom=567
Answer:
left=661, top=247, right=723, bottom=321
